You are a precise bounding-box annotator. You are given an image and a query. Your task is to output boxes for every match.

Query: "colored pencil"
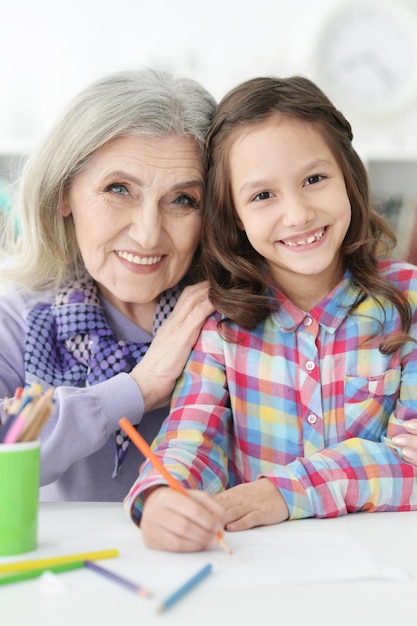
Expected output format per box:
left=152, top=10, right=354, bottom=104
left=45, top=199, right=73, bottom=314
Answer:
left=0, top=548, right=119, bottom=573
left=84, top=560, right=151, bottom=597
left=156, top=563, right=213, bottom=612
left=0, top=389, right=28, bottom=442
left=118, top=417, right=232, bottom=555
left=0, top=560, right=85, bottom=586
left=17, top=388, right=55, bottom=442
left=2, top=403, right=33, bottom=444
left=0, top=385, right=53, bottom=444
left=7, top=387, right=24, bottom=415
left=0, top=412, right=20, bottom=443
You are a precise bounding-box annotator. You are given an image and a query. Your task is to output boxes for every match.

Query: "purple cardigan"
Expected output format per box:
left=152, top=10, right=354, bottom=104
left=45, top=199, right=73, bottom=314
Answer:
left=0, top=286, right=169, bottom=502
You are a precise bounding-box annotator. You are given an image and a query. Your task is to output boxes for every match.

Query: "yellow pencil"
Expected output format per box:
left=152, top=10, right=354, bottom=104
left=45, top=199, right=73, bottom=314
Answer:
left=0, top=548, right=119, bottom=573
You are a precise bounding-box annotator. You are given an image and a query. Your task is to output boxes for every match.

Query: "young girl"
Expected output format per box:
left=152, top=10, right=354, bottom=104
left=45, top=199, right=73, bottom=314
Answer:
left=125, top=75, right=417, bottom=552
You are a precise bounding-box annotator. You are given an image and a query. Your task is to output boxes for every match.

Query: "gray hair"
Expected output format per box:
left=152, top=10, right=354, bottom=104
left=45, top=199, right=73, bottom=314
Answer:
left=1, top=68, right=216, bottom=290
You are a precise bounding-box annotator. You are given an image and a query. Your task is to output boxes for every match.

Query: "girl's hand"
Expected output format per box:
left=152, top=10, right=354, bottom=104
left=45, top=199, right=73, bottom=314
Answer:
left=392, top=420, right=417, bottom=465
left=130, top=282, right=214, bottom=411
left=140, top=486, right=225, bottom=552
left=213, top=478, right=289, bottom=532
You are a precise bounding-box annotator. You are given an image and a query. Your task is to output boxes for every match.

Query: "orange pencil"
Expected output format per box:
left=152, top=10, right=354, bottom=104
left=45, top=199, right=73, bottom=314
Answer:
left=118, top=417, right=232, bottom=554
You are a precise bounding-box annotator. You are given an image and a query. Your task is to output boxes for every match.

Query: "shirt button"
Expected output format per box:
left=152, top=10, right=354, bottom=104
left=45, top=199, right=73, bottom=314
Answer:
left=306, top=360, right=315, bottom=371
left=303, top=316, right=313, bottom=327
left=307, top=413, right=317, bottom=424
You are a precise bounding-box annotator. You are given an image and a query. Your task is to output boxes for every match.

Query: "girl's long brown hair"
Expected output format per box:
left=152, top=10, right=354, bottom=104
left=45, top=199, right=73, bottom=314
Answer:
left=202, top=76, right=413, bottom=353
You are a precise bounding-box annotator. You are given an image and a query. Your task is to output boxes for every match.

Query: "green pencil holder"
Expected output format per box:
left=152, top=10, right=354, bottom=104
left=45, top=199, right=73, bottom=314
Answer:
left=0, top=440, right=40, bottom=556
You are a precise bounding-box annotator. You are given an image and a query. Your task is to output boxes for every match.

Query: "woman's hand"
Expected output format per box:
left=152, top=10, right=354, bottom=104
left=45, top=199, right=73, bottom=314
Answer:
left=213, top=478, right=289, bottom=532
left=392, top=420, right=417, bottom=465
left=140, top=486, right=225, bottom=552
left=130, top=281, right=214, bottom=411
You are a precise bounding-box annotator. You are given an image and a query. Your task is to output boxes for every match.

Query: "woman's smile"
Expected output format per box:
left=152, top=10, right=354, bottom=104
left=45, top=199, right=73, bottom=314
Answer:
left=115, top=250, right=165, bottom=274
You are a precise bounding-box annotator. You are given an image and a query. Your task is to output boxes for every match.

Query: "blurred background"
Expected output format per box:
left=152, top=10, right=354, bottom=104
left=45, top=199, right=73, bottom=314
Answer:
left=1, top=0, right=417, bottom=259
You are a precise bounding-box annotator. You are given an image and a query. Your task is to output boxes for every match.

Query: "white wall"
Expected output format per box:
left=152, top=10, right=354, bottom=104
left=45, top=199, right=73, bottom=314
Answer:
left=1, top=0, right=417, bottom=163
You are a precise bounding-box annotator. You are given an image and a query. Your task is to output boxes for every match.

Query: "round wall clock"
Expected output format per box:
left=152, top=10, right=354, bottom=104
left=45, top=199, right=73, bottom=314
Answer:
left=314, top=0, right=417, bottom=118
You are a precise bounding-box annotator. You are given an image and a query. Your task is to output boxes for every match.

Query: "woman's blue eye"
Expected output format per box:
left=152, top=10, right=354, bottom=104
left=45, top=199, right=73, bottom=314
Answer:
left=105, top=183, right=128, bottom=195
left=173, top=194, right=198, bottom=208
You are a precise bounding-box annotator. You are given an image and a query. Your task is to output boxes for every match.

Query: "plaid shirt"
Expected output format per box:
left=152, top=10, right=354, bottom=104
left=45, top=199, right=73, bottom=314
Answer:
left=126, top=260, right=417, bottom=523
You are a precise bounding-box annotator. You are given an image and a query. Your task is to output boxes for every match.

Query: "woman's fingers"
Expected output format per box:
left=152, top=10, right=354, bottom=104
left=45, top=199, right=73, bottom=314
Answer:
left=130, top=282, right=214, bottom=410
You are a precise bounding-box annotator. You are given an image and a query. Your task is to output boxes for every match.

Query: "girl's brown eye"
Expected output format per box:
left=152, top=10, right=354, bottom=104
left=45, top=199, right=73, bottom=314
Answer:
left=253, top=191, right=272, bottom=202
left=305, top=175, right=324, bottom=186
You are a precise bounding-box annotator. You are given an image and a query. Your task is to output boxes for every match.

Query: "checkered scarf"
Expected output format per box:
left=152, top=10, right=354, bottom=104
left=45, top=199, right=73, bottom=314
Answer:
left=24, top=273, right=182, bottom=476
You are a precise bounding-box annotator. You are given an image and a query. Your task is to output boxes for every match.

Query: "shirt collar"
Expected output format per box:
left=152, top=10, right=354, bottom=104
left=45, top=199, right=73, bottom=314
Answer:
left=273, top=269, right=362, bottom=334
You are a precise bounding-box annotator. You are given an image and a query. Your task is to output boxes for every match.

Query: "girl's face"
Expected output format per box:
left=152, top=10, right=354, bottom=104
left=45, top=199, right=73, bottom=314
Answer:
left=62, top=134, right=204, bottom=328
left=229, top=116, right=351, bottom=309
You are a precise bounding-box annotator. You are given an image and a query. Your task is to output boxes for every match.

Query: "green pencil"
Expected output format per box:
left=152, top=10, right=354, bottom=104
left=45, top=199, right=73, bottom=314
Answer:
left=0, top=560, right=85, bottom=586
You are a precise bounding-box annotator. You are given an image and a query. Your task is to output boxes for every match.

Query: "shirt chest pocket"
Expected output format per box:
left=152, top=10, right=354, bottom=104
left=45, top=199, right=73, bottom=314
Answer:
left=344, top=368, right=401, bottom=438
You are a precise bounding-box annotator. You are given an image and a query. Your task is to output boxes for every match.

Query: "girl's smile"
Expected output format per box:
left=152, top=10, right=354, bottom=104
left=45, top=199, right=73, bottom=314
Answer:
left=278, top=226, right=327, bottom=248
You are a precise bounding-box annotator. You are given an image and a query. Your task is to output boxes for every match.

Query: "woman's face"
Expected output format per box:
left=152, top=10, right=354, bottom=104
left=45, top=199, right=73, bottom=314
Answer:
left=62, top=135, right=204, bottom=325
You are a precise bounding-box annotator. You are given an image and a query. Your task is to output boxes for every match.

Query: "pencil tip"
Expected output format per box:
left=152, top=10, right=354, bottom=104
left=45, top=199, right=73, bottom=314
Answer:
left=217, top=534, right=233, bottom=555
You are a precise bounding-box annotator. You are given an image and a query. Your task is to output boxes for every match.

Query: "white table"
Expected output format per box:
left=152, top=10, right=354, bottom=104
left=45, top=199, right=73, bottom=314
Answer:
left=1, top=503, right=416, bottom=625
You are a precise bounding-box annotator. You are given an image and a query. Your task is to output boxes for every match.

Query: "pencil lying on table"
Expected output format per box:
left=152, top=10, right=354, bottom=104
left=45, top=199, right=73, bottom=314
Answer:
left=157, top=563, right=213, bottom=613
left=0, top=561, right=85, bottom=586
left=118, top=417, right=232, bottom=555
left=0, top=550, right=153, bottom=598
left=84, top=560, right=151, bottom=597
left=0, top=548, right=119, bottom=573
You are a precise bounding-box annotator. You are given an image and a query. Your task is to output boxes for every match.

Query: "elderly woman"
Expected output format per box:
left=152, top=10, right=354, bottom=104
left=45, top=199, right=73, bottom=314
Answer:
left=0, top=68, right=216, bottom=501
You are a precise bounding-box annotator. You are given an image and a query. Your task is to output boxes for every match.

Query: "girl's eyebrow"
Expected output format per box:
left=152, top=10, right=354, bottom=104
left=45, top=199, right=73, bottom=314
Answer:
left=238, top=179, right=271, bottom=194
left=237, top=158, right=335, bottom=194
left=300, top=158, right=334, bottom=173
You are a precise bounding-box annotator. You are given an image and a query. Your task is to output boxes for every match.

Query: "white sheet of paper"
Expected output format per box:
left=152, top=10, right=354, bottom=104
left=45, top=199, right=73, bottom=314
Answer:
left=112, top=528, right=408, bottom=591
left=1, top=506, right=407, bottom=595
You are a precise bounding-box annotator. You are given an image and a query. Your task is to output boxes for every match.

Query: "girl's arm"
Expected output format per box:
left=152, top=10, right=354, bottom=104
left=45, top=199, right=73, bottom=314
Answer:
left=124, top=323, right=232, bottom=526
